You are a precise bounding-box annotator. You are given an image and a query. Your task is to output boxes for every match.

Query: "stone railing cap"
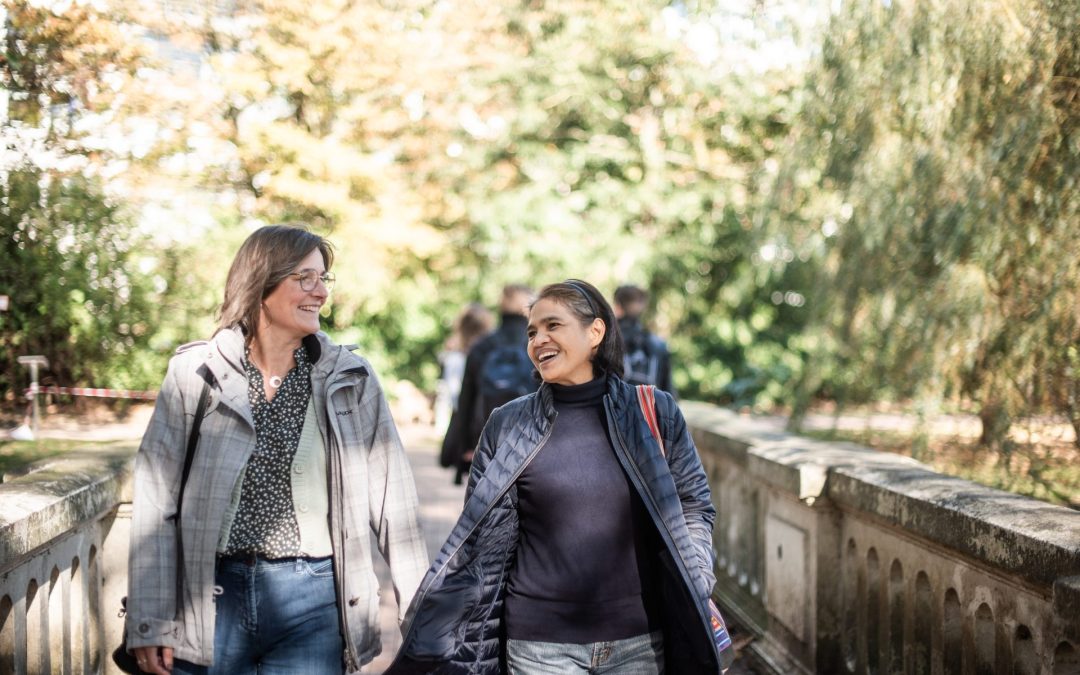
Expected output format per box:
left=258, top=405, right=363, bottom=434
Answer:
left=682, top=401, right=1080, bottom=589
left=0, top=445, right=136, bottom=573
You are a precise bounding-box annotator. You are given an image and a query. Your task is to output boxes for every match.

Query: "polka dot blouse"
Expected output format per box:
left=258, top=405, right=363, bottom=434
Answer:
left=224, top=345, right=312, bottom=559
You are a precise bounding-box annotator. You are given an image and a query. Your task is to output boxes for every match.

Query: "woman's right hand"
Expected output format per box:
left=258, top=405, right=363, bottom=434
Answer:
left=132, top=645, right=174, bottom=674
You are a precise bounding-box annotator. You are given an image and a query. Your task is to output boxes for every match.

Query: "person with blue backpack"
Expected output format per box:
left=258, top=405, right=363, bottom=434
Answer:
left=386, top=279, right=734, bottom=675
left=440, top=284, right=537, bottom=484
left=614, top=284, right=676, bottom=396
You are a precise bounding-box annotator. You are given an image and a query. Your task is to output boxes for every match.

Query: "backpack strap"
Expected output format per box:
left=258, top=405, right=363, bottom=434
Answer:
left=636, top=383, right=734, bottom=663
left=636, top=384, right=665, bottom=458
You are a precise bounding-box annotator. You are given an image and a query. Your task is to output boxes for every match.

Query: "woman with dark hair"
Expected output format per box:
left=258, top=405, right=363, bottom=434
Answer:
left=387, top=279, right=733, bottom=674
left=123, top=224, right=429, bottom=674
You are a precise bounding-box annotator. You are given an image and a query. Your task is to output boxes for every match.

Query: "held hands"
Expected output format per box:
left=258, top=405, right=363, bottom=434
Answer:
left=132, top=646, right=173, bottom=674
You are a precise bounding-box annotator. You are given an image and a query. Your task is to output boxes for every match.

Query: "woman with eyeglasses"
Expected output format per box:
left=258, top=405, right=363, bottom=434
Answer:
left=123, top=224, right=429, bottom=674
left=386, top=279, right=734, bottom=675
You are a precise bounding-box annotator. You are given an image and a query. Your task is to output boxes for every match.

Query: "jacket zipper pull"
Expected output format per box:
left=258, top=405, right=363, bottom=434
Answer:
left=344, top=648, right=359, bottom=672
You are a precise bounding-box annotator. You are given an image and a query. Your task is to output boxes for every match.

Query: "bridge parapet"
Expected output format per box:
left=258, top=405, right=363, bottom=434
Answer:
left=3, top=406, right=1079, bottom=675
left=0, top=446, right=134, bottom=675
left=684, top=402, right=1080, bottom=674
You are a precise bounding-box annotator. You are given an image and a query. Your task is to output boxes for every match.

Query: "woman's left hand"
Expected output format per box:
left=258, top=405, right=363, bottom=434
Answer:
left=132, top=645, right=173, bottom=674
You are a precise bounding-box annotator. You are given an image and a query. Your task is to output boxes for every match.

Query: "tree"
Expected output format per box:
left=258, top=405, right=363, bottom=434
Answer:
left=0, top=0, right=167, bottom=399
left=769, top=0, right=1080, bottom=451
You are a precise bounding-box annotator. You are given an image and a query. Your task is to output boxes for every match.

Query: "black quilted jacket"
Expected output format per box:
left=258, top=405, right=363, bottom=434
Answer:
left=387, top=376, right=734, bottom=674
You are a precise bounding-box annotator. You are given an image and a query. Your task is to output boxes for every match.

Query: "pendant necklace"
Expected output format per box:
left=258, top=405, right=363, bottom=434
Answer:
left=249, top=352, right=284, bottom=388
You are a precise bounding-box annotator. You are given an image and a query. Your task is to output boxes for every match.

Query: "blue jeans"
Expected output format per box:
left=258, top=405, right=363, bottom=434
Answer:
left=174, top=556, right=344, bottom=675
left=506, top=631, right=664, bottom=675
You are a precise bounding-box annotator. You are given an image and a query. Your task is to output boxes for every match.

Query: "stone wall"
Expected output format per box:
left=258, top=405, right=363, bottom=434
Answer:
left=684, top=402, right=1080, bottom=674
left=0, top=446, right=134, bottom=675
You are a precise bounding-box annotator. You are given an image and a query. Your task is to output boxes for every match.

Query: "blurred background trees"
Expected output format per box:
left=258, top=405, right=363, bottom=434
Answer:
left=765, top=0, right=1080, bottom=455
left=0, top=1, right=170, bottom=396
left=2, top=0, right=1078, bottom=464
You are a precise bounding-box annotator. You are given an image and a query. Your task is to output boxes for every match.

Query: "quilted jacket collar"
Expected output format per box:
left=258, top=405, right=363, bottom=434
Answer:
left=531, top=372, right=629, bottom=419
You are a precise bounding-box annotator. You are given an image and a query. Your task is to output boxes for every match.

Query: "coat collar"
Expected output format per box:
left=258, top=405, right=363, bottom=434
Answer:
left=203, top=327, right=367, bottom=395
left=534, top=373, right=632, bottom=418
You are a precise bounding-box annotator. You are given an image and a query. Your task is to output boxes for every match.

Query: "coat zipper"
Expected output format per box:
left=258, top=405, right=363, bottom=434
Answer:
left=604, top=399, right=719, bottom=666
left=324, top=377, right=362, bottom=673
left=391, top=413, right=557, bottom=665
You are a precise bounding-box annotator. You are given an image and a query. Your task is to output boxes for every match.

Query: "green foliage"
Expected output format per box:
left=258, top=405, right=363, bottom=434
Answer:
left=0, top=438, right=115, bottom=475
left=6, top=0, right=1080, bottom=481
left=0, top=172, right=167, bottom=395
left=366, top=0, right=811, bottom=397
left=0, top=0, right=193, bottom=399
left=771, top=0, right=1080, bottom=445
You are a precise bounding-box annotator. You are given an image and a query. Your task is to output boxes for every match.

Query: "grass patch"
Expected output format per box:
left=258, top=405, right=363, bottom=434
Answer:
left=804, top=428, right=1080, bottom=509
left=0, top=439, right=114, bottom=477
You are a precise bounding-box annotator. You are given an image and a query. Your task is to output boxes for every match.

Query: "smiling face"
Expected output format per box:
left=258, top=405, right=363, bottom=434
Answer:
left=527, top=297, right=606, bottom=386
left=259, top=248, right=328, bottom=342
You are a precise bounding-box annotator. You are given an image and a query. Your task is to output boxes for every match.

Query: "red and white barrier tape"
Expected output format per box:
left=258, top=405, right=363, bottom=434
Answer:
left=25, top=386, right=158, bottom=400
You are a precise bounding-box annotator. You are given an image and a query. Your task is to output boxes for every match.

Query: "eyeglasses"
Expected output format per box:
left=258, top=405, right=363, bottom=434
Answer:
left=287, top=269, right=335, bottom=292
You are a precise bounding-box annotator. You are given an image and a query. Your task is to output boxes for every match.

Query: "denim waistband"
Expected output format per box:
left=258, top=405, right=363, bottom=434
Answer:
left=216, top=551, right=331, bottom=566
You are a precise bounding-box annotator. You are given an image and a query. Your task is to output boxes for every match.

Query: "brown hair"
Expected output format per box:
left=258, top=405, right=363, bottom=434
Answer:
left=451, top=303, right=495, bottom=352
left=216, top=224, right=334, bottom=341
left=614, top=284, right=649, bottom=318
left=499, top=283, right=535, bottom=315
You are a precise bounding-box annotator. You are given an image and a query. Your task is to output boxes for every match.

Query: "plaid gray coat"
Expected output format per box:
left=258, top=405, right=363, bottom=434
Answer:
left=125, top=328, right=429, bottom=671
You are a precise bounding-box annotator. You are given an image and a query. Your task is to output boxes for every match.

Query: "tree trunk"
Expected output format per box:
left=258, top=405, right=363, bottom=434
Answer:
left=978, top=399, right=1012, bottom=453
left=1066, top=377, right=1080, bottom=451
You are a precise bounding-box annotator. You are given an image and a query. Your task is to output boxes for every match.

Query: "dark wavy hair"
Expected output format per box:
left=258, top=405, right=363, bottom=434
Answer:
left=216, top=224, right=334, bottom=342
left=534, top=279, right=624, bottom=380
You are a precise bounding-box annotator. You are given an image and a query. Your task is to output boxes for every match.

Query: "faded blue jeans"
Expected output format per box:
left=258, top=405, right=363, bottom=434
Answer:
left=173, top=556, right=344, bottom=675
left=506, top=631, right=664, bottom=675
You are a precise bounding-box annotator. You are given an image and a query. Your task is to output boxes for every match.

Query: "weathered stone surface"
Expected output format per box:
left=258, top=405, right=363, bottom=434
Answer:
left=1055, top=576, right=1080, bottom=642
left=683, top=402, right=1080, bottom=591
left=827, top=464, right=1080, bottom=589
left=0, top=444, right=136, bottom=573
left=686, top=400, right=1080, bottom=674
left=684, top=403, right=923, bottom=502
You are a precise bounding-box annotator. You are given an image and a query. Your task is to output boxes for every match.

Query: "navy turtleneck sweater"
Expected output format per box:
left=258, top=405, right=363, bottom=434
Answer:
left=504, top=376, right=660, bottom=643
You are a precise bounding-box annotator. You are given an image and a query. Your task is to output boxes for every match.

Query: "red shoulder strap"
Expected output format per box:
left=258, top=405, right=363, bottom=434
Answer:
left=636, top=384, right=665, bottom=457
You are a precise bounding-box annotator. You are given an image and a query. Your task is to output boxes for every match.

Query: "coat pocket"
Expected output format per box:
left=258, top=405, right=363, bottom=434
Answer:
left=339, top=536, right=380, bottom=658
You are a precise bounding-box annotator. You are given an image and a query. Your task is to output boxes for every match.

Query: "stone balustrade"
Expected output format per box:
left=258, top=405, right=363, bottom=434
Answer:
left=2, top=402, right=1079, bottom=674
left=683, top=402, right=1080, bottom=675
left=0, top=447, right=134, bottom=675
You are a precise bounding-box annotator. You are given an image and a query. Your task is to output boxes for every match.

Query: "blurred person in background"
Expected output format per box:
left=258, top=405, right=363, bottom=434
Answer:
left=440, top=284, right=536, bottom=485
left=387, top=279, right=733, bottom=675
left=435, top=302, right=494, bottom=433
left=614, top=284, right=676, bottom=396
left=124, top=224, right=429, bottom=674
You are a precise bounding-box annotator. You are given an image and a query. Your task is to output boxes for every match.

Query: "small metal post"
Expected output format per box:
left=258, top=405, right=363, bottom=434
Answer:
left=17, top=355, right=49, bottom=439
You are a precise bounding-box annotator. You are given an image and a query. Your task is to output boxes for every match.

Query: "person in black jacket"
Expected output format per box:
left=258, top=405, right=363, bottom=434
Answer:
left=440, top=284, right=536, bottom=484
left=388, top=279, right=734, bottom=675
left=614, top=284, right=676, bottom=396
